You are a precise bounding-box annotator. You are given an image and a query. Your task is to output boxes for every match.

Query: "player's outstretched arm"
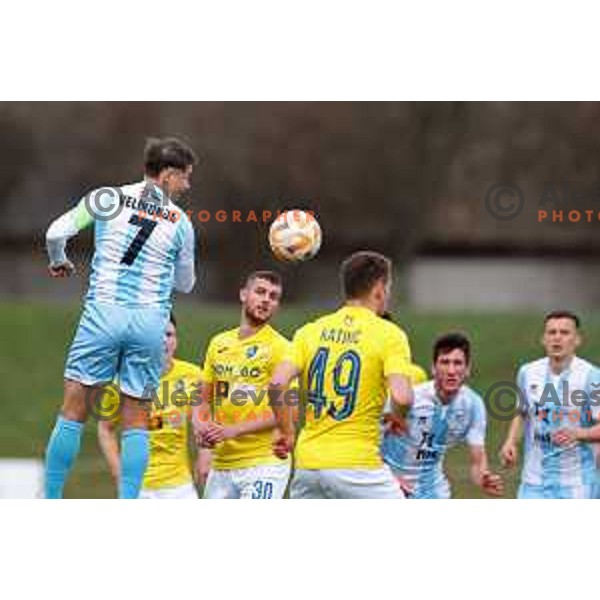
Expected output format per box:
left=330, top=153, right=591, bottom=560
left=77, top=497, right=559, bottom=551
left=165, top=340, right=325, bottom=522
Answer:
left=97, top=420, right=121, bottom=485
left=469, top=445, right=503, bottom=496
left=194, top=448, right=212, bottom=487
left=174, top=220, right=196, bottom=293
left=552, top=422, right=600, bottom=446
left=499, top=415, right=523, bottom=468
left=269, top=361, right=301, bottom=459
left=192, top=380, right=214, bottom=447
left=46, top=199, right=94, bottom=277
left=382, top=324, right=414, bottom=419
left=387, top=374, right=413, bottom=420
left=188, top=379, right=213, bottom=484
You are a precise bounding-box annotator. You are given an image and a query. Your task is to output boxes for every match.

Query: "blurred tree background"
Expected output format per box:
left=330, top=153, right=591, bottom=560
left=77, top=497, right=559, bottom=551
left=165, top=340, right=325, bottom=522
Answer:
left=2, top=101, right=600, bottom=303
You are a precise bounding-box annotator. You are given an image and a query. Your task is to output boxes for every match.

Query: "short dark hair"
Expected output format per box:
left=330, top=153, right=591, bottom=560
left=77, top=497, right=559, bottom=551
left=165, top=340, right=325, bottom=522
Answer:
left=169, top=312, right=177, bottom=328
left=144, top=137, right=197, bottom=177
left=243, top=270, right=283, bottom=289
left=544, top=310, right=580, bottom=329
left=433, top=333, right=471, bottom=364
left=340, top=251, right=392, bottom=299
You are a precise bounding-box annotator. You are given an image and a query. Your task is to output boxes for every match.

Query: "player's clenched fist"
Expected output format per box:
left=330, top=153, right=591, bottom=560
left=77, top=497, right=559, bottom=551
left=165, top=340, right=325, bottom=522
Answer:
left=272, top=431, right=293, bottom=459
left=394, top=474, right=414, bottom=497
left=48, top=260, right=75, bottom=278
left=551, top=427, right=578, bottom=447
left=382, top=413, right=408, bottom=436
left=202, top=422, right=227, bottom=446
left=195, top=425, right=214, bottom=449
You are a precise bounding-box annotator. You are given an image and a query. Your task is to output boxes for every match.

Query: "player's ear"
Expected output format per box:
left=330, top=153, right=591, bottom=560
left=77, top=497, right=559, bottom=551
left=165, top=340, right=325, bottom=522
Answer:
left=239, top=287, right=247, bottom=304
left=371, top=279, right=385, bottom=303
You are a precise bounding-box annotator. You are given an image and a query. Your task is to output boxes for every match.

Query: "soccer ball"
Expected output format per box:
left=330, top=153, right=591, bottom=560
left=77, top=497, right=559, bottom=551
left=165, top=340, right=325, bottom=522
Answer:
left=268, top=210, right=322, bottom=262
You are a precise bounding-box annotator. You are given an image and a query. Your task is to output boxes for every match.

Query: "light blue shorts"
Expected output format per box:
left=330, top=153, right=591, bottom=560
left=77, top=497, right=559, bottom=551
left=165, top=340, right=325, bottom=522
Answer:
left=65, top=301, right=169, bottom=398
left=518, top=482, right=594, bottom=499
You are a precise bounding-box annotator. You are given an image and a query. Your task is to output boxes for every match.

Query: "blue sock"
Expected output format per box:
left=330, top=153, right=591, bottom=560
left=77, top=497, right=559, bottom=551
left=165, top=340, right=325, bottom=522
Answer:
left=119, top=429, right=149, bottom=499
left=44, top=416, right=84, bottom=499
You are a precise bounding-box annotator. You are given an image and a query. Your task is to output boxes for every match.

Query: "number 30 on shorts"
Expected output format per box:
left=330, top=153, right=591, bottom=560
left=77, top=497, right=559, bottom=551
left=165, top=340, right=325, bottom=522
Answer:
left=252, top=480, right=274, bottom=499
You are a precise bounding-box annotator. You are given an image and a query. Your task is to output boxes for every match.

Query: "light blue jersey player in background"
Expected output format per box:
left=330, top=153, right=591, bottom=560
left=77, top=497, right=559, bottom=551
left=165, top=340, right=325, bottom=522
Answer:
left=43, top=137, right=197, bottom=499
left=500, top=311, right=600, bottom=499
left=382, top=333, right=503, bottom=499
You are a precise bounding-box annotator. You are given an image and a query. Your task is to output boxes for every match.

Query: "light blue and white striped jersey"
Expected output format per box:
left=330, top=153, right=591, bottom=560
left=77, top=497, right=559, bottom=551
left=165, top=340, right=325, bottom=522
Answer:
left=47, top=180, right=196, bottom=309
left=381, top=381, right=486, bottom=499
left=517, top=356, right=600, bottom=489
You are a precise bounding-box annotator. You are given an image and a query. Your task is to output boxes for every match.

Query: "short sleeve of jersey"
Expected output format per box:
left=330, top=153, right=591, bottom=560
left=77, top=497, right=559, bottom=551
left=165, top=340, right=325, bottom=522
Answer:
left=182, top=363, right=202, bottom=383
left=178, top=362, right=202, bottom=406
left=402, top=363, right=428, bottom=386
left=382, top=325, right=412, bottom=377
left=201, top=339, right=217, bottom=384
left=466, top=394, right=487, bottom=446
left=272, top=336, right=292, bottom=367
left=285, top=326, right=310, bottom=372
left=276, top=337, right=300, bottom=402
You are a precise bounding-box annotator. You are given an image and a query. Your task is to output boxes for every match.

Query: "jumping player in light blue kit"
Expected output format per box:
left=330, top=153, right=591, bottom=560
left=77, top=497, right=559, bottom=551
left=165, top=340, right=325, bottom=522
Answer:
left=500, top=311, right=600, bottom=499
left=382, top=333, right=503, bottom=499
left=43, top=137, right=197, bottom=499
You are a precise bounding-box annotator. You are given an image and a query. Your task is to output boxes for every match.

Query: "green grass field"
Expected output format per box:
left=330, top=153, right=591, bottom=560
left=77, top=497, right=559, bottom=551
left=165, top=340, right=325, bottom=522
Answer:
left=3, top=300, right=600, bottom=498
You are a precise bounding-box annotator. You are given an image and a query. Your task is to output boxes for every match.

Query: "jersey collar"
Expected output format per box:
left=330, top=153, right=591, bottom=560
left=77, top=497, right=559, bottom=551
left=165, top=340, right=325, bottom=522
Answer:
left=237, top=323, right=273, bottom=342
left=140, top=179, right=170, bottom=206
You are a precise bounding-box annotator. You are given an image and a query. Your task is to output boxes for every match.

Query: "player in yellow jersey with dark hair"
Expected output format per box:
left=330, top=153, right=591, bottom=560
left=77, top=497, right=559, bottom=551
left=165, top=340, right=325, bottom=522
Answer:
left=270, top=251, right=414, bottom=499
left=195, top=271, right=292, bottom=499
left=98, top=313, right=202, bottom=499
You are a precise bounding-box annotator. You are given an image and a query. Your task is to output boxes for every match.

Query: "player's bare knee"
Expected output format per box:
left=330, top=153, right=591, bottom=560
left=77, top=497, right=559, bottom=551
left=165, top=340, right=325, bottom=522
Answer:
left=61, top=380, right=89, bottom=422
left=121, top=396, right=150, bottom=429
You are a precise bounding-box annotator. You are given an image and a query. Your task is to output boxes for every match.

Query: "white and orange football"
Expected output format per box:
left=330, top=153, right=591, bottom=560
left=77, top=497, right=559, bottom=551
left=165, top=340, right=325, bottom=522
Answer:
left=268, top=210, right=322, bottom=262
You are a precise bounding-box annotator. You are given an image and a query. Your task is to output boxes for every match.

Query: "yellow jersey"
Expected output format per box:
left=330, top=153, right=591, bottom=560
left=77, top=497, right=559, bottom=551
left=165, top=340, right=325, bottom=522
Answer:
left=137, top=359, right=201, bottom=490
left=405, top=363, right=428, bottom=386
left=287, top=305, right=412, bottom=470
left=202, top=324, right=292, bottom=470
